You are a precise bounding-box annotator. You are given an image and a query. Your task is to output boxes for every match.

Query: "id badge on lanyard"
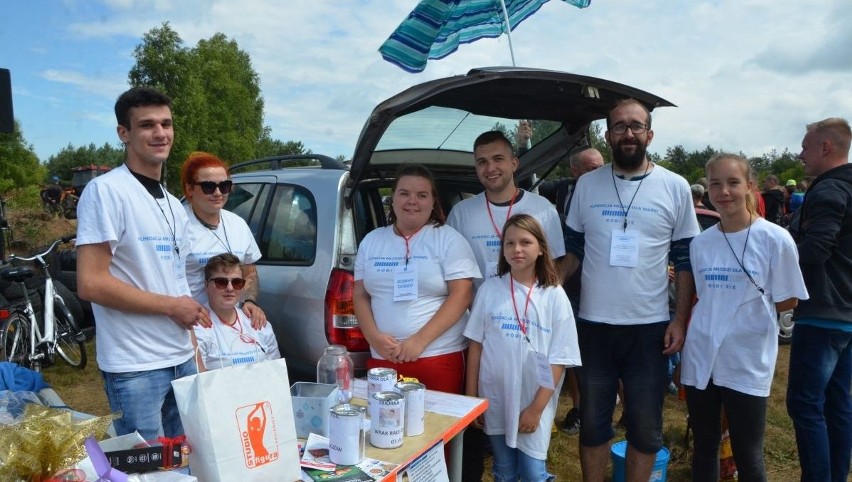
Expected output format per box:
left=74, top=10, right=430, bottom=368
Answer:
left=173, top=251, right=186, bottom=280
left=610, top=229, right=639, bottom=267
left=534, top=351, right=555, bottom=389
left=394, top=262, right=418, bottom=301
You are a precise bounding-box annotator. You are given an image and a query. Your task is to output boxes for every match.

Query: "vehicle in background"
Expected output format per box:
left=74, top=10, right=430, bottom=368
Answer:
left=225, top=67, right=673, bottom=381
left=71, top=165, right=112, bottom=197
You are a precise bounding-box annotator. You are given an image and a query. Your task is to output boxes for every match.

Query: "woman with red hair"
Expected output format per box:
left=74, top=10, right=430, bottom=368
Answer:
left=181, top=152, right=267, bottom=328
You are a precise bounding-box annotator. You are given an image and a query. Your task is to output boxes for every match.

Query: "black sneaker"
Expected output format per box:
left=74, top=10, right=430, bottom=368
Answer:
left=559, top=408, right=581, bottom=435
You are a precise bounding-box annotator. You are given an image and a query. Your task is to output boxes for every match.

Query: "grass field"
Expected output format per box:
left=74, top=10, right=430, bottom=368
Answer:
left=43, top=339, right=848, bottom=481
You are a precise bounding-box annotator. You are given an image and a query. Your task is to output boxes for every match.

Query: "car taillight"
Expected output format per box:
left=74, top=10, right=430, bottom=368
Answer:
left=325, top=268, right=369, bottom=352
left=0, top=308, right=9, bottom=321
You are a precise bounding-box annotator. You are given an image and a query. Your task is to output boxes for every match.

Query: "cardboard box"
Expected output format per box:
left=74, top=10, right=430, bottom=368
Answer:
left=291, top=382, right=339, bottom=438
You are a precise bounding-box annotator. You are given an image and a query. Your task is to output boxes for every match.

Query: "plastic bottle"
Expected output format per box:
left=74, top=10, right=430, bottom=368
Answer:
left=317, top=344, right=354, bottom=403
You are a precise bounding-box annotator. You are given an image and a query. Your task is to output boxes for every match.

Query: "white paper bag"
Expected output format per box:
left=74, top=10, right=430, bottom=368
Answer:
left=171, top=358, right=301, bottom=481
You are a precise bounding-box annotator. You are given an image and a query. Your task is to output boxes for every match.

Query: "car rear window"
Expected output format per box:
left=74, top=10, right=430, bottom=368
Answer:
left=260, top=185, right=317, bottom=264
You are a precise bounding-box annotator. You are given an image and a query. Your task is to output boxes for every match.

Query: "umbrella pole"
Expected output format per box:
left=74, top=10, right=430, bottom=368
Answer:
left=498, top=0, right=517, bottom=66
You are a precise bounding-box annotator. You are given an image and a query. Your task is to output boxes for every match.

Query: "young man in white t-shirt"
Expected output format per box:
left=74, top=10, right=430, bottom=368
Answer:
left=76, top=87, right=212, bottom=441
left=447, top=131, right=566, bottom=286
left=447, top=130, right=567, bottom=481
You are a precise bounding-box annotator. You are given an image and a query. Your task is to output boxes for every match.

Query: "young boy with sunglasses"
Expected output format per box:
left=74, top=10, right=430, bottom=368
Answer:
left=194, top=253, right=280, bottom=370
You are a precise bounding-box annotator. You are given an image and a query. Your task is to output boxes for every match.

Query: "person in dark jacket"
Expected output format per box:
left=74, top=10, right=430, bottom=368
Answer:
left=761, top=174, right=786, bottom=224
left=786, top=117, right=852, bottom=482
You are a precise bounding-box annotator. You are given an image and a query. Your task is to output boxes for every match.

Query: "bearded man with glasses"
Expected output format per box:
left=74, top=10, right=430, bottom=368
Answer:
left=181, top=151, right=267, bottom=329
left=564, top=99, right=699, bottom=482
left=193, top=253, right=280, bottom=371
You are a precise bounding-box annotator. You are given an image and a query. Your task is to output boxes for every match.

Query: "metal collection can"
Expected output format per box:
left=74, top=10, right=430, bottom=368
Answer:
left=367, top=367, right=397, bottom=402
left=328, top=404, right=365, bottom=465
left=369, top=391, right=405, bottom=449
left=395, top=381, right=425, bottom=436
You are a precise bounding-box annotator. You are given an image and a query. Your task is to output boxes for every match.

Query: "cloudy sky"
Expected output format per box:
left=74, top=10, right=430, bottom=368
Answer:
left=3, top=0, right=851, bottom=163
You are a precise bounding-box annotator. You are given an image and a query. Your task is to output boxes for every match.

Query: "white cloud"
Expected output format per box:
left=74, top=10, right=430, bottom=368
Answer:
left=40, top=69, right=127, bottom=99
left=8, top=0, right=852, bottom=162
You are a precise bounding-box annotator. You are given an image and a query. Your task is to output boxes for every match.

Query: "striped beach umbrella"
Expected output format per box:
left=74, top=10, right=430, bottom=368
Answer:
left=379, top=0, right=591, bottom=73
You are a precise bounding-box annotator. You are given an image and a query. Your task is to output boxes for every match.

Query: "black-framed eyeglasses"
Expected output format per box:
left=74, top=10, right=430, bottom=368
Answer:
left=208, top=277, right=246, bottom=290
left=610, top=122, right=648, bottom=135
left=193, top=180, right=233, bottom=195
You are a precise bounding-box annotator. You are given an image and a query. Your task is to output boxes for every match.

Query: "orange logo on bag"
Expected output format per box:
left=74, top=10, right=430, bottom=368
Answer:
left=236, top=401, right=280, bottom=468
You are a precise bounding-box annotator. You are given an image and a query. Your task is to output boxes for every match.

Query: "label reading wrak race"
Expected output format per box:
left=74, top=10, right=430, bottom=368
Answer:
left=236, top=401, right=280, bottom=468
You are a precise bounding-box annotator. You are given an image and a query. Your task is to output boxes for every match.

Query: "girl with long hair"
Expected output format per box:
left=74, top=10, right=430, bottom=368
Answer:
left=465, top=214, right=581, bottom=481
left=680, top=153, right=808, bottom=482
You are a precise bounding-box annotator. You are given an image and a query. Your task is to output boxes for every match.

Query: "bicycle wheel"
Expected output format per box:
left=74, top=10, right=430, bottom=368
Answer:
left=53, top=299, right=87, bottom=369
left=0, top=310, right=31, bottom=367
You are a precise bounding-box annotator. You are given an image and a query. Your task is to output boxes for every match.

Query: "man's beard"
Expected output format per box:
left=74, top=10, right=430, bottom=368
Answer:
left=612, top=140, right=647, bottom=172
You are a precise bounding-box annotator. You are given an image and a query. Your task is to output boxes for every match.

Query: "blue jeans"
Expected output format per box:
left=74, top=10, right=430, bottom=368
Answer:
left=786, top=323, right=852, bottom=482
left=576, top=321, right=668, bottom=453
left=487, top=435, right=554, bottom=482
left=102, top=357, right=197, bottom=441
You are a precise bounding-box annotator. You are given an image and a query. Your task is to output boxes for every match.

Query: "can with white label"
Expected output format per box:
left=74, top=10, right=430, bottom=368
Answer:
left=367, top=367, right=397, bottom=402
left=369, top=391, right=405, bottom=449
left=395, top=381, right=425, bottom=436
left=328, top=404, right=365, bottom=465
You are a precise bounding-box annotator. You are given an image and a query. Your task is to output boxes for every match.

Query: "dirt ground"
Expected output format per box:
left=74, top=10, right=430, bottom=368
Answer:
left=5, top=206, right=77, bottom=256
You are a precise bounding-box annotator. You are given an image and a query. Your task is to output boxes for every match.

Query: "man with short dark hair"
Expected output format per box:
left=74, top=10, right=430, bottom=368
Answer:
left=787, top=117, right=852, bottom=482
left=565, top=99, right=699, bottom=482
left=77, top=86, right=211, bottom=441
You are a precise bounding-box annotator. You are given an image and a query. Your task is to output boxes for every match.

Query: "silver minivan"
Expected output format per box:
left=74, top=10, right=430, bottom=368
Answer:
left=226, top=67, right=673, bottom=381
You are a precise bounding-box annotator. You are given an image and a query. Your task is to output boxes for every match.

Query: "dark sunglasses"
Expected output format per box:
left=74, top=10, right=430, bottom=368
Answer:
left=208, top=277, right=246, bottom=290
left=193, top=180, right=233, bottom=195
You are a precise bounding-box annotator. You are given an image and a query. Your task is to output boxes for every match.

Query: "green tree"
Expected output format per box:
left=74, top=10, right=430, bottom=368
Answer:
left=751, top=148, right=804, bottom=185
left=191, top=33, right=265, bottom=165
left=44, top=143, right=123, bottom=183
left=128, top=23, right=267, bottom=191
left=659, top=145, right=718, bottom=182
left=0, top=121, right=44, bottom=195
left=128, top=23, right=201, bottom=190
left=255, top=135, right=310, bottom=158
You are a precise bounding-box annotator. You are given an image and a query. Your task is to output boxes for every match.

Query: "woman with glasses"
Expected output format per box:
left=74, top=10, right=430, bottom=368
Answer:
left=194, top=253, right=280, bottom=370
left=181, top=152, right=267, bottom=328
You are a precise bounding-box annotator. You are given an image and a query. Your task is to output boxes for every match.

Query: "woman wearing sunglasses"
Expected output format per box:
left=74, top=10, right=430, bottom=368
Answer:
left=181, top=152, right=267, bottom=328
left=193, top=253, right=280, bottom=370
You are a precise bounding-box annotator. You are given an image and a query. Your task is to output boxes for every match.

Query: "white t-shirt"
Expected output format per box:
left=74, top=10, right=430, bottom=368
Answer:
left=354, top=223, right=480, bottom=359
left=183, top=205, right=262, bottom=304
left=567, top=164, right=700, bottom=325
left=447, top=190, right=565, bottom=288
left=75, top=164, right=194, bottom=372
left=464, top=275, right=581, bottom=460
left=193, top=307, right=281, bottom=370
left=680, top=218, right=808, bottom=397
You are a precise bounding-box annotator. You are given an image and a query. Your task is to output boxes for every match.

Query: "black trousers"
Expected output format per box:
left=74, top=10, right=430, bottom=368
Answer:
left=462, top=426, right=488, bottom=481
left=685, top=382, right=768, bottom=482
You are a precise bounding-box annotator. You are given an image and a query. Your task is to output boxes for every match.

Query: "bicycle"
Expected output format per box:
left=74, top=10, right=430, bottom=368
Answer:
left=0, top=235, right=87, bottom=371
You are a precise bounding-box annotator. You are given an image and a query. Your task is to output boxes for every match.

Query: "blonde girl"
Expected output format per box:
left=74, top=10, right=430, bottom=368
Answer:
left=680, top=153, right=808, bottom=482
left=465, top=214, right=581, bottom=482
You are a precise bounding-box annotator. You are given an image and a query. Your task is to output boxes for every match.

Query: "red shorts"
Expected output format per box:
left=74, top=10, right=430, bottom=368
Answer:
left=367, top=351, right=464, bottom=394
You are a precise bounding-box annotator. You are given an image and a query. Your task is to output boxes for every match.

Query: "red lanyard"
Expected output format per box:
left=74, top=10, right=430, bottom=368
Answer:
left=510, top=276, right=535, bottom=341
left=223, top=311, right=259, bottom=347
left=396, top=224, right=424, bottom=266
left=485, top=189, right=519, bottom=238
